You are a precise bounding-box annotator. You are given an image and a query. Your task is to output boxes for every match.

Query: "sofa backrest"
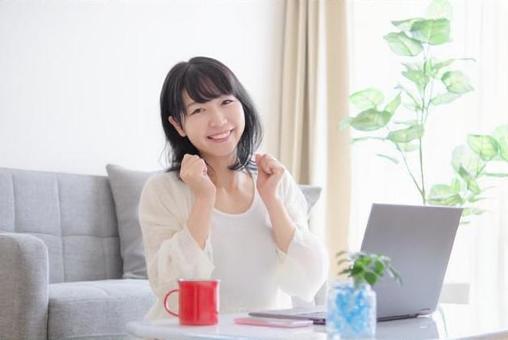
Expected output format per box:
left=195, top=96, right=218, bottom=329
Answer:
left=0, top=167, right=122, bottom=283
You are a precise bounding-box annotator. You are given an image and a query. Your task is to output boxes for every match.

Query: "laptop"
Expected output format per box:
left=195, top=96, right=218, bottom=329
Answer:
left=249, top=203, right=463, bottom=324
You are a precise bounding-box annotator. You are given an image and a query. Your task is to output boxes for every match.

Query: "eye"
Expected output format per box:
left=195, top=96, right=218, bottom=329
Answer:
left=190, top=108, right=203, bottom=115
left=222, top=99, right=233, bottom=105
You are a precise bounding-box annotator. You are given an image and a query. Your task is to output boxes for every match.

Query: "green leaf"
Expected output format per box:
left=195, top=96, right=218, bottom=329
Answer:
left=493, top=125, right=508, bottom=161
left=384, top=93, right=401, bottom=113
left=462, top=207, right=486, bottom=217
left=391, top=17, right=425, bottom=31
left=384, top=32, right=424, bottom=56
left=350, top=109, right=393, bottom=131
left=388, top=267, right=403, bottom=285
left=429, top=184, right=458, bottom=197
left=427, top=184, right=463, bottom=205
left=484, top=172, right=508, bottom=177
left=351, top=265, right=364, bottom=276
left=410, top=18, right=451, bottom=45
left=373, top=260, right=385, bottom=275
left=376, top=153, right=399, bottom=164
left=467, top=134, right=499, bottom=161
left=452, top=145, right=485, bottom=177
left=442, top=71, right=474, bottom=94
left=423, top=59, right=433, bottom=76
left=426, top=0, right=453, bottom=20
left=457, top=166, right=482, bottom=194
left=451, top=177, right=462, bottom=192
left=350, top=88, right=384, bottom=111
left=387, top=125, right=424, bottom=143
left=402, top=63, right=430, bottom=94
left=432, top=58, right=455, bottom=75
left=364, top=271, right=378, bottom=286
left=352, top=136, right=387, bottom=143
left=423, top=58, right=456, bottom=79
left=430, top=92, right=460, bottom=105
left=396, top=84, right=422, bottom=110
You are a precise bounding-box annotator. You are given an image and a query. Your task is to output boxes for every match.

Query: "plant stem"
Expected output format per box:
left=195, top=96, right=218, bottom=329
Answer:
left=418, top=48, right=432, bottom=205
left=418, top=139, right=426, bottom=204
left=386, top=127, right=424, bottom=198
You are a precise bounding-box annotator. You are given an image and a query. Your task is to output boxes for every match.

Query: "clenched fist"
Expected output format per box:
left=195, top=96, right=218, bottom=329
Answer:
left=180, top=154, right=216, bottom=200
left=255, top=153, right=285, bottom=205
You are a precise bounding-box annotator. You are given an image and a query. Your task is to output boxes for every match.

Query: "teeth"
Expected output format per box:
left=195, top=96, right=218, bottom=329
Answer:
left=209, top=131, right=230, bottom=139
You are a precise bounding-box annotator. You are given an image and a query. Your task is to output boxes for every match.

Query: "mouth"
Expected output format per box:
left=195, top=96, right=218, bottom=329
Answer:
left=207, top=129, right=233, bottom=142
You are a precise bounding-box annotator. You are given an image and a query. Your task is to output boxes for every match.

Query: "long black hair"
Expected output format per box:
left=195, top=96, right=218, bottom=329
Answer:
left=160, top=56, right=263, bottom=173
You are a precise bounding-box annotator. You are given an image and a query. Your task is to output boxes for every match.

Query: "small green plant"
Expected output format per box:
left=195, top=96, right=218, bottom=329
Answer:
left=336, top=251, right=402, bottom=288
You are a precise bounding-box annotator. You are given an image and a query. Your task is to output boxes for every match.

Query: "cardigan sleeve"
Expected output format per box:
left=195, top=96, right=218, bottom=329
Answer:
left=138, top=174, right=215, bottom=303
left=275, top=171, right=329, bottom=302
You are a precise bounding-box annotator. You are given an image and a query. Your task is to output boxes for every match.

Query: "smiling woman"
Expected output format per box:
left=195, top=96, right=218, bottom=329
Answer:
left=138, top=56, right=329, bottom=320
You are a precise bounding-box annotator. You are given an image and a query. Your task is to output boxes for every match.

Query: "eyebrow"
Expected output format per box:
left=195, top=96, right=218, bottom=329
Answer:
left=186, top=101, right=198, bottom=109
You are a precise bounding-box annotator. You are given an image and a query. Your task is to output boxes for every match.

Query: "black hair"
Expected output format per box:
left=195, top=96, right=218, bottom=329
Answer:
left=160, top=56, right=263, bottom=174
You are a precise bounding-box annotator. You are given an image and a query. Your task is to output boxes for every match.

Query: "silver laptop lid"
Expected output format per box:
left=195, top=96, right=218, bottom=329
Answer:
left=360, top=203, right=463, bottom=320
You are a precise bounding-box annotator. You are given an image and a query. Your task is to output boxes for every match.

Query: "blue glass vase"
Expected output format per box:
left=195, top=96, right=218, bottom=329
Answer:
left=326, top=281, right=376, bottom=338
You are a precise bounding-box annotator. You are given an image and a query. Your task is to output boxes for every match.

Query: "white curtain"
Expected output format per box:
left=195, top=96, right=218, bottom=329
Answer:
left=279, top=0, right=351, bottom=277
left=347, top=0, right=508, bottom=313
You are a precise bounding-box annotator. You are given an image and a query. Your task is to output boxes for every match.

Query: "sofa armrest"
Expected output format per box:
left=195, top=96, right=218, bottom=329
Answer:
left=0, top=232, right=49, bottom=340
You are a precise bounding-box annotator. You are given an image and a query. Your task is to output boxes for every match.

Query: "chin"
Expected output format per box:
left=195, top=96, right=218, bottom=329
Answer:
left=202, top=145, right=239, bottom=159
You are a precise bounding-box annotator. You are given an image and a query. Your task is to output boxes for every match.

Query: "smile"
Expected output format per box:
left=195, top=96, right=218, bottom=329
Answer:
left=207, top=130, right=233, bottom=142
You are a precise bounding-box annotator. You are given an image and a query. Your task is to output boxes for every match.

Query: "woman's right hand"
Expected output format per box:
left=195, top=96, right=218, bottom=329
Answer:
left=180, top=154, right=216, bottom=200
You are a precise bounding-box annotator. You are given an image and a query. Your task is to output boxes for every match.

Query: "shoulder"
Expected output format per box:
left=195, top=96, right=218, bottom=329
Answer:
left=141, top=171, right=191, bottom=204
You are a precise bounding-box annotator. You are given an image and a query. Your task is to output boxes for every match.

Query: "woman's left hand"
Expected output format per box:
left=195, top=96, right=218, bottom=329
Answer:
left=255, top=153, right=285, bottom=205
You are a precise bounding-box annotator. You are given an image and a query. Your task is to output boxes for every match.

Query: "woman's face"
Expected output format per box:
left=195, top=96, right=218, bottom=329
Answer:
left=169, top=90, right=246, bottom=160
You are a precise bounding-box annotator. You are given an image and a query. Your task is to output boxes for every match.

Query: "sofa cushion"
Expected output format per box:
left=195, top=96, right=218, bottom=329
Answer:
left=48, top=279, right=156, bottom=339
left=106, top=164, right=160, bottom=279
left=0, top=167, right=122, bottom=283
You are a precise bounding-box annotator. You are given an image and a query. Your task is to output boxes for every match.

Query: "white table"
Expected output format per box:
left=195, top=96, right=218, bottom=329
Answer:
left=126, top=304, right=508, bottom=339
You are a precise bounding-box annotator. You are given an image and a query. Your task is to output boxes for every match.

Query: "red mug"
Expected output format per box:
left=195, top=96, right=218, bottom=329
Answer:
left=163, top=279, right=219, bottom=325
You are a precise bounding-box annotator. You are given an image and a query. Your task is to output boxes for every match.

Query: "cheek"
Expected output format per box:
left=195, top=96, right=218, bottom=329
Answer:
left=182, top=118, right=205, bottom=142
left=232, top=105, right=246, bottom=130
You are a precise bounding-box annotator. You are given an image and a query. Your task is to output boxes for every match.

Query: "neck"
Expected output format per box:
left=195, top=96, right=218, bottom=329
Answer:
left=204, top=154, right=245, bottom=190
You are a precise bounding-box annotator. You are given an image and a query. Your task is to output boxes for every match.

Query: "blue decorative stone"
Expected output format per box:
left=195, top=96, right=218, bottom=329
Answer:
left=326, top=281, right=376, bottom=337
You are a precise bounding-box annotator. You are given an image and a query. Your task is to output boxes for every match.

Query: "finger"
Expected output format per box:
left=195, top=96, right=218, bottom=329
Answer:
left=255, top=153, right=266, bottom=172
left=262, top=154, right=273, bottom=174
left=183, top=154, right=201, bottom=167
left=255, top=153, right=263, bottom=166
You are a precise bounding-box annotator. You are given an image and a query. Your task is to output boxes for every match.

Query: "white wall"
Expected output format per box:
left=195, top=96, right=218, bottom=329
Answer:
left=0, top=0, right=284, bottom=175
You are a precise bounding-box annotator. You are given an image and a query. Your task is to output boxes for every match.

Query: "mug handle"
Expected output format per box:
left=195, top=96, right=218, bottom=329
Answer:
left=163, top=289, right=179, bottom=317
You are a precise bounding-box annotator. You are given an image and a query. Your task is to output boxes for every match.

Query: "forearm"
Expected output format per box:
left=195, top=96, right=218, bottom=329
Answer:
left=265, top=198, right=296, bottom=253
left=186, top=195, right=214, bottom=249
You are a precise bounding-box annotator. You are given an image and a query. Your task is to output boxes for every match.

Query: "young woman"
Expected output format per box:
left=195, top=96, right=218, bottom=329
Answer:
left=138, top=56, right=328, bottom=320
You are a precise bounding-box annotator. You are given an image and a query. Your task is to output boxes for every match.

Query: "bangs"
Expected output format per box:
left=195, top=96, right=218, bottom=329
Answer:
left=182, top=64, right=235, bottom=108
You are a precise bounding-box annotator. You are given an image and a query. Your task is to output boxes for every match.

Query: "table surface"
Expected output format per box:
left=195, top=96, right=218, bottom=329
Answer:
left=126, top=303, right=508, bottom=339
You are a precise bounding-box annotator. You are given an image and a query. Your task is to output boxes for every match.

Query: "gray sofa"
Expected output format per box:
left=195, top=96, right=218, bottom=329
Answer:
left=0, top=166, right=323, bottom=340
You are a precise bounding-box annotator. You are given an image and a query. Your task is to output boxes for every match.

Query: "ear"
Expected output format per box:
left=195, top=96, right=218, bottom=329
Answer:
left=168, top=116, right=186, bottom=137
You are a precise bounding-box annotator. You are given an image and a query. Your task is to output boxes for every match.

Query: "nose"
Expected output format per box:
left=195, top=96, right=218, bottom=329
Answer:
left=208, top=107, right=227, bottom=127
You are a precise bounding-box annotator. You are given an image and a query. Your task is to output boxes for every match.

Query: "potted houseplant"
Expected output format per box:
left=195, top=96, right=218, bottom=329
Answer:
left=327, top=251, right=402, bottom=338
left=343, top=0, right=508, bottom=222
